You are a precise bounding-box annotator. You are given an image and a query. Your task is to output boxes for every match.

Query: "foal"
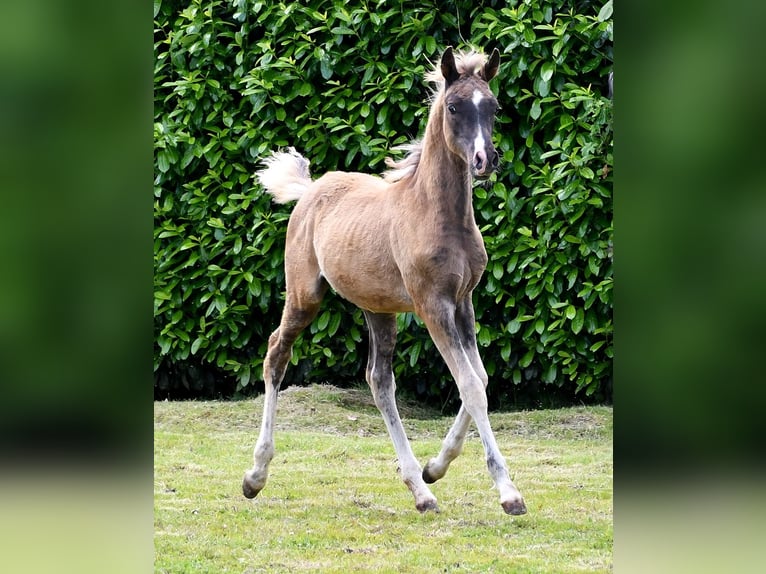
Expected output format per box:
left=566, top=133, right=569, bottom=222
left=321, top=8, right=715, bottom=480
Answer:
left=244, top=47, right=527, bottom=515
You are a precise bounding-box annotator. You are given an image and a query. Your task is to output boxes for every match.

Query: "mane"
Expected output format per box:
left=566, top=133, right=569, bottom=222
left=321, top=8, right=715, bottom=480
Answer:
left=424, top=50, right=489, bottom=89
left=383, top=50, right=490, bottom=183
left=383, top=141, right=422, bottom=183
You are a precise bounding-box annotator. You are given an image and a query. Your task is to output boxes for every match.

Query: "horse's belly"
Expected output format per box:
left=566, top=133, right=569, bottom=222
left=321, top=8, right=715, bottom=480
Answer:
left=314, top=219, right=413, bottom=313
left=318, top=251, right=414, bottom=313
left=307, top=172, right=414, bottom=312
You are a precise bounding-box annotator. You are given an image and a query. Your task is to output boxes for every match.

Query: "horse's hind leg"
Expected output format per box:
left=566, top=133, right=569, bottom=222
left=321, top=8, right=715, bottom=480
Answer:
left=363, top=311, right=438, bottom=513
left=243, top=279, right=326, bottom=499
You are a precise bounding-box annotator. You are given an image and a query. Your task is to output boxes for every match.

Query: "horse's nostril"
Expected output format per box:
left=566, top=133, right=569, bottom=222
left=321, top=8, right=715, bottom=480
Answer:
left=490, top=151, right=499, bottom=168
left=474, top=151, right=487, bottom=172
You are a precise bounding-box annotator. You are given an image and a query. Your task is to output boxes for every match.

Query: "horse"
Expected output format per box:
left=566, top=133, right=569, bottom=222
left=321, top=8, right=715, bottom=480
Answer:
left=243, top=46, right=527, bottom=515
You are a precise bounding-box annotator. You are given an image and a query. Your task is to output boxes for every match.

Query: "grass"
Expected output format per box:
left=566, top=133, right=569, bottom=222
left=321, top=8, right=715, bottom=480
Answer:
left=155, top=384, right=612, bottom=573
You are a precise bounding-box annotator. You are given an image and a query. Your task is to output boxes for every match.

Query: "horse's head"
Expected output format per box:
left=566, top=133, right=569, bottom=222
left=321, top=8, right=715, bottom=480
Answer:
left=440, top=47, right=501, bottom=180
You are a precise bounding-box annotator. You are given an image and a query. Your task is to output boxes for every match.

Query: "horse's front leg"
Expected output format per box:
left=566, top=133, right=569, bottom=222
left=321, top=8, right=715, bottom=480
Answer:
left=364, top=311, right=439, bottom=513
left=417, top=297, right=527, bottom=515
left=423, top=298, right=486, bottom=484
left=422, top=405, right=472, bottom=484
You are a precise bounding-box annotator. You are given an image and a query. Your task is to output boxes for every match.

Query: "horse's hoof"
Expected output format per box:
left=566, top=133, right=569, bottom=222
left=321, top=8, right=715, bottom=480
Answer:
left=242, top=471, right=265, bottom=499
left=242, top=478, right=259, bottom=499
left=422, top=460, right=445, bottom=484
left=416, top=499, right=440, bottom=513
left=502, top=498, right=527, bottom=515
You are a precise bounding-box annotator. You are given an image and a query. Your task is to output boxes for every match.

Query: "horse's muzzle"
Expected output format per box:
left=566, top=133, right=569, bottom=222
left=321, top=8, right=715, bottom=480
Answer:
left=472, top=148, right=499, bottom=180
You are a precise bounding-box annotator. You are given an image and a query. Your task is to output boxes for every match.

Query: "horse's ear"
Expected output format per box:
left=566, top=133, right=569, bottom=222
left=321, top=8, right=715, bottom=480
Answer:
left=441, top=46, right=460, bottom=86
left=481, top=48, right=500, bottom=82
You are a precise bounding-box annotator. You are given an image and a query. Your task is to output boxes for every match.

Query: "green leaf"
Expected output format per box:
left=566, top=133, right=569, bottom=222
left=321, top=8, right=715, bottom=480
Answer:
left=530, top=99, right=541, bottom=120
left=540, top=61, right=554, bottom=82
left=157, top=150, right=170, bottom=173
left=590, top=340, right=606, bottom=352
left=533, top=75, right=550, bottom=98
left=519, top=348, right=535, bottom=368
left=328, top=312, right=341, bottom=336
left=425, top=36, right=436, bottom=54
left=320, top=57, right=333, bottom=80
left=525, top=281, right=543, bottom=300
left=316, top=310, right=331, bottom=331
left=597, top=1, right=613, bottom=22
left=572, top=308, right=585, bottom=334
left=552, top=38, right=566, bottom=58
left=191, top=337, right=204, bottom=355
left=298, top=82, right=313, bottom=97
left=237, top=366, right=252, bottom=388
left=542, top=362, right=557, bottom=384
left=158, top=337, right=172, bottom=355
left=588, top=258, right=601, bottom=276
left=406, top=341, right=420, bottom=367
left=478, top=327, right=492, bottom=347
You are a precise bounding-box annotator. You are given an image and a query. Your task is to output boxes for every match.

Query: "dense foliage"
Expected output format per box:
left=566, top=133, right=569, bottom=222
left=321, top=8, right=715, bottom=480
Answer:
left=154, top=0, right=613, bottom=408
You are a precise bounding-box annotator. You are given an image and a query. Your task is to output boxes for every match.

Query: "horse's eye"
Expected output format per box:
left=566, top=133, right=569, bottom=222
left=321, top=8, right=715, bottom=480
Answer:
left=447, top=104, right=457, bottom=115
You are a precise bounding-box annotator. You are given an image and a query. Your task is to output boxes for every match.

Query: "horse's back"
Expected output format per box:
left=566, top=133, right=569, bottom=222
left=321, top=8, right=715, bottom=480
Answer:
left=313, top=170, right=389, bottom=201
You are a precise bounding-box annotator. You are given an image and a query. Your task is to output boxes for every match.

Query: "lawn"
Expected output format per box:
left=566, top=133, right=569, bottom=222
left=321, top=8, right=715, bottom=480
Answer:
left=155, top=384, right=612, bottom=573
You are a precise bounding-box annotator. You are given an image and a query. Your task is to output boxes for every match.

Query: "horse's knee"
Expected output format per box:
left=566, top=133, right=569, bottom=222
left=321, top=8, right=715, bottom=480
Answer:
left=369, top=372, right=396, bottom=410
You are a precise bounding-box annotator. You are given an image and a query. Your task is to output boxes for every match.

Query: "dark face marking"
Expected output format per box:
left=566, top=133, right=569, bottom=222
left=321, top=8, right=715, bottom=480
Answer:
left=443, top=80, right=500, bottom=180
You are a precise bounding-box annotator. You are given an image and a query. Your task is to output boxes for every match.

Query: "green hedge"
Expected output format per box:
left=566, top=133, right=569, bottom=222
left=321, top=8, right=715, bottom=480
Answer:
left=154, top=0, right=613, bottom=407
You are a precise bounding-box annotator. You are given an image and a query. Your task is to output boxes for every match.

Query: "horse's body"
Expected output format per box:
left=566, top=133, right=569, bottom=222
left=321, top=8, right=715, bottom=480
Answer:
left=243, top=47, right=527, bottom=515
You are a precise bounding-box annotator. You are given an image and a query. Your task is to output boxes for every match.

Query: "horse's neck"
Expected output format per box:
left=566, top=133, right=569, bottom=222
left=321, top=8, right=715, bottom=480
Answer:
left=415, top=129, right=475, bottom=226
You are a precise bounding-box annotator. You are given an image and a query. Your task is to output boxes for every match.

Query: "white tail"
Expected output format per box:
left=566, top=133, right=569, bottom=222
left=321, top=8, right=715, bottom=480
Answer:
left=256, top=147, right=312, bottom=204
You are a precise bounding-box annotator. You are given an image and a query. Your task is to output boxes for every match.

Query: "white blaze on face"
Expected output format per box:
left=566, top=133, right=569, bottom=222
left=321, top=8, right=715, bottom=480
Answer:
left=472, top=89, right=484, bottom=107
left=472, top=89, right=485, bottom=153
left=471, top=90, right=484, bottom=153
